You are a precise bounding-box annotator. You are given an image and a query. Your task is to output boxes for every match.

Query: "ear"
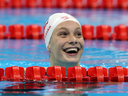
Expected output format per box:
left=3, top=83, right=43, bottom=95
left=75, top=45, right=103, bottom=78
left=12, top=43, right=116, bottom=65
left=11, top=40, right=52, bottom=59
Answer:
left=47, top=44, right=50, bottom=52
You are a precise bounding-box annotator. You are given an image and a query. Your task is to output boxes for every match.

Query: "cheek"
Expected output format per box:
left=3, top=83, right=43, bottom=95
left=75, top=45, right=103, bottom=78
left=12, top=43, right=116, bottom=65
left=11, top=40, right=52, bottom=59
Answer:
left=50, top=38, right=68, bottom=53
left=51, top=40, right=63, bottom=52
left=56, top=38, right=67, bottom=46
left=54, top=39, right=66, bottom=53
left=79, top=39, right=85, bottom=47
left=52, top=42, right=63, bottom=58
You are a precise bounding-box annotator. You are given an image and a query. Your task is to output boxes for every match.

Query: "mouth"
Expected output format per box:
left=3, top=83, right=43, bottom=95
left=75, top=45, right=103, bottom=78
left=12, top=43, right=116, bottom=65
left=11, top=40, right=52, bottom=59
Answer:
left=63, top=47, right=80, bottom=56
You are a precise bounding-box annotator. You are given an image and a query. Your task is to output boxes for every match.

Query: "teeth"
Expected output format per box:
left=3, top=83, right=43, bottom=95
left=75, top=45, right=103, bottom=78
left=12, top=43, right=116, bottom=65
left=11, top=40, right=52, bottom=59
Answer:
left=65, top=48, right=77, bottom=52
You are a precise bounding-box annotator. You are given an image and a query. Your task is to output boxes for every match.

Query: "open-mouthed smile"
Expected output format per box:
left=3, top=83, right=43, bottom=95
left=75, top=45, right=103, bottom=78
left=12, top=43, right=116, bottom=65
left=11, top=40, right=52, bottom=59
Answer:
left=63, top=47, right=80, bottom=56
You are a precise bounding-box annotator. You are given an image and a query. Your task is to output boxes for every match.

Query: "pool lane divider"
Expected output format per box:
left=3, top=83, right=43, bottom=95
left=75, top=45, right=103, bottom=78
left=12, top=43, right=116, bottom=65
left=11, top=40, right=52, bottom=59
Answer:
left=1, top=24, right=128, bottom=41
left=0, top=66, right=128, bottom=82
left=3, top=24, right=44, bottom=39
left=0, top=0, right=128, bottom=9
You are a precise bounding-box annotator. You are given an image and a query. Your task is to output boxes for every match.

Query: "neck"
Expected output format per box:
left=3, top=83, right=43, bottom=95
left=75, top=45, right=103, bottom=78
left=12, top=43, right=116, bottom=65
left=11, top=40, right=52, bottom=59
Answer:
left=50, top=59, right=80, bottom=70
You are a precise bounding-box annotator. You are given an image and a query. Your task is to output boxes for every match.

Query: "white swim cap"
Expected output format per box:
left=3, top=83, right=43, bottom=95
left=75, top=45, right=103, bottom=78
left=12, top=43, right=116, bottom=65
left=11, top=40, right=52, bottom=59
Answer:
left=44, top=13, right=81, bottom=47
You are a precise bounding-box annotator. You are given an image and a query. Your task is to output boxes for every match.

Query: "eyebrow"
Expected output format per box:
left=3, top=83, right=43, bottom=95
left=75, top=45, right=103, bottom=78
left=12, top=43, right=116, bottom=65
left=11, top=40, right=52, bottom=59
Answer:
left=75, top=27, right=81, bottom=30
left=58, top=27, right=81, bottom=31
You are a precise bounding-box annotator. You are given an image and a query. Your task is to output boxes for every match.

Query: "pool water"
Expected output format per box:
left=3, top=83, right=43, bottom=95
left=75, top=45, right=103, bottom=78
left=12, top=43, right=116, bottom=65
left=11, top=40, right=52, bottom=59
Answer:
left=0, top=40, right=128, bottom=69
left=0, top=8, right=128, bottom=95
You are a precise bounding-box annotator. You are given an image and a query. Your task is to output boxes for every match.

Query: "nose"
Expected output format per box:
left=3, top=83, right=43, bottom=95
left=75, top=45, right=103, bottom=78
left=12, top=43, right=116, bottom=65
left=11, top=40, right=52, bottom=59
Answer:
left=69, top=35, right=77, bottom=45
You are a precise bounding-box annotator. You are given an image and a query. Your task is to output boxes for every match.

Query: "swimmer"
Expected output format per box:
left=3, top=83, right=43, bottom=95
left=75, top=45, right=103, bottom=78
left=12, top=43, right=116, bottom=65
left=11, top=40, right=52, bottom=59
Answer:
left=44, top=13, right=84, bottom=70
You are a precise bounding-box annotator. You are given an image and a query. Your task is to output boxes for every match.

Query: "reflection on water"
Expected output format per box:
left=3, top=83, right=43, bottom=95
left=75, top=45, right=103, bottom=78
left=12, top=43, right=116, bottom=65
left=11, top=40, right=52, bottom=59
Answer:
left=0, top=81, right=127, bottom=96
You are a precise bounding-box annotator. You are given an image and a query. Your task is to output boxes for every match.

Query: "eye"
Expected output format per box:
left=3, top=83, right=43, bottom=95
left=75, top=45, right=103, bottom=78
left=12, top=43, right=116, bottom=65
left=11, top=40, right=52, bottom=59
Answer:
left=58, top=32, right=68, bottom=37
left=75, top=32, right=82, bottom=37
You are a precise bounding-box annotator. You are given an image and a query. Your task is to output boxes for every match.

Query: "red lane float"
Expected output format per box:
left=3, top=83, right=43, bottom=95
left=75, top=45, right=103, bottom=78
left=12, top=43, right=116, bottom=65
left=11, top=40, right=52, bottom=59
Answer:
left=11, top=0, right=22, bottom=8
left=114, top=25, right=128, bottom=41
left=82, top=25, right=94, bottom=40
left=0, top=68, right=4, bottom=80
left=87, top=0, right=99, bottom=9
left=67, top=0, right=74, bottom=8
left=43, top=0, right=53, bottom=8
left=0, top=25, right=6, bottom=39
left=4, top=66, right=24, bottom=81
left=102, top=0, right=113, bottom=9
left=8, top=24, right=24, bottom=39
left=26, top=0, right=43, bottom=8
left=96, top=25, right=111, bottom=40
left=1, top=0, right=128, bottom=9
left=0, top=66, right=128, bottom=82
left=40, top=25, right=45, bottom=39
left=57, top=0, right=68, bottom=8
left=67, top=66, right=89, bottom=82
left=1, top=24, right=128, bottom=40
left=26, top=24, right=41, bottom=39
left=26, top=0, right=38, bottom=8
left=26, top=66, right=46, bottom=81
left=88, top=66, right=109, bottom=82
left=72, top=0, right=83, bottom=9
left=0, top=0, right=6, bottom=8
left=109, top=66, right=128, bottom=82
left=47, top=66, right=67, bottom=81
left=117, top=0, right=128, bottom=9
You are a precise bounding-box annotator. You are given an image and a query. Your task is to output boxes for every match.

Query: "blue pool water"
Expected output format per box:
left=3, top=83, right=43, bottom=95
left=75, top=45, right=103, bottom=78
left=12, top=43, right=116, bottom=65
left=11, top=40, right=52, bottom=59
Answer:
left=0, top=8, right=128, bottom=95
left=0, top=40, right=128, bottom=70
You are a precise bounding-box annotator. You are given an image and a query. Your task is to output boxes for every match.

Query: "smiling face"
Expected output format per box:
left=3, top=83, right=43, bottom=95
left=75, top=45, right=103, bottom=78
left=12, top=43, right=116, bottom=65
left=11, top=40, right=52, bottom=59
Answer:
left=47, top=21, right=84, bottom=67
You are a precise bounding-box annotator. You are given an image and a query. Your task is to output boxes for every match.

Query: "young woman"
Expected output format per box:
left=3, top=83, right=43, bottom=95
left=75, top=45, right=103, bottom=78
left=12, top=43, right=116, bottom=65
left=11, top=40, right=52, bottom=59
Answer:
left=44, top=13, right=84, bottom=69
